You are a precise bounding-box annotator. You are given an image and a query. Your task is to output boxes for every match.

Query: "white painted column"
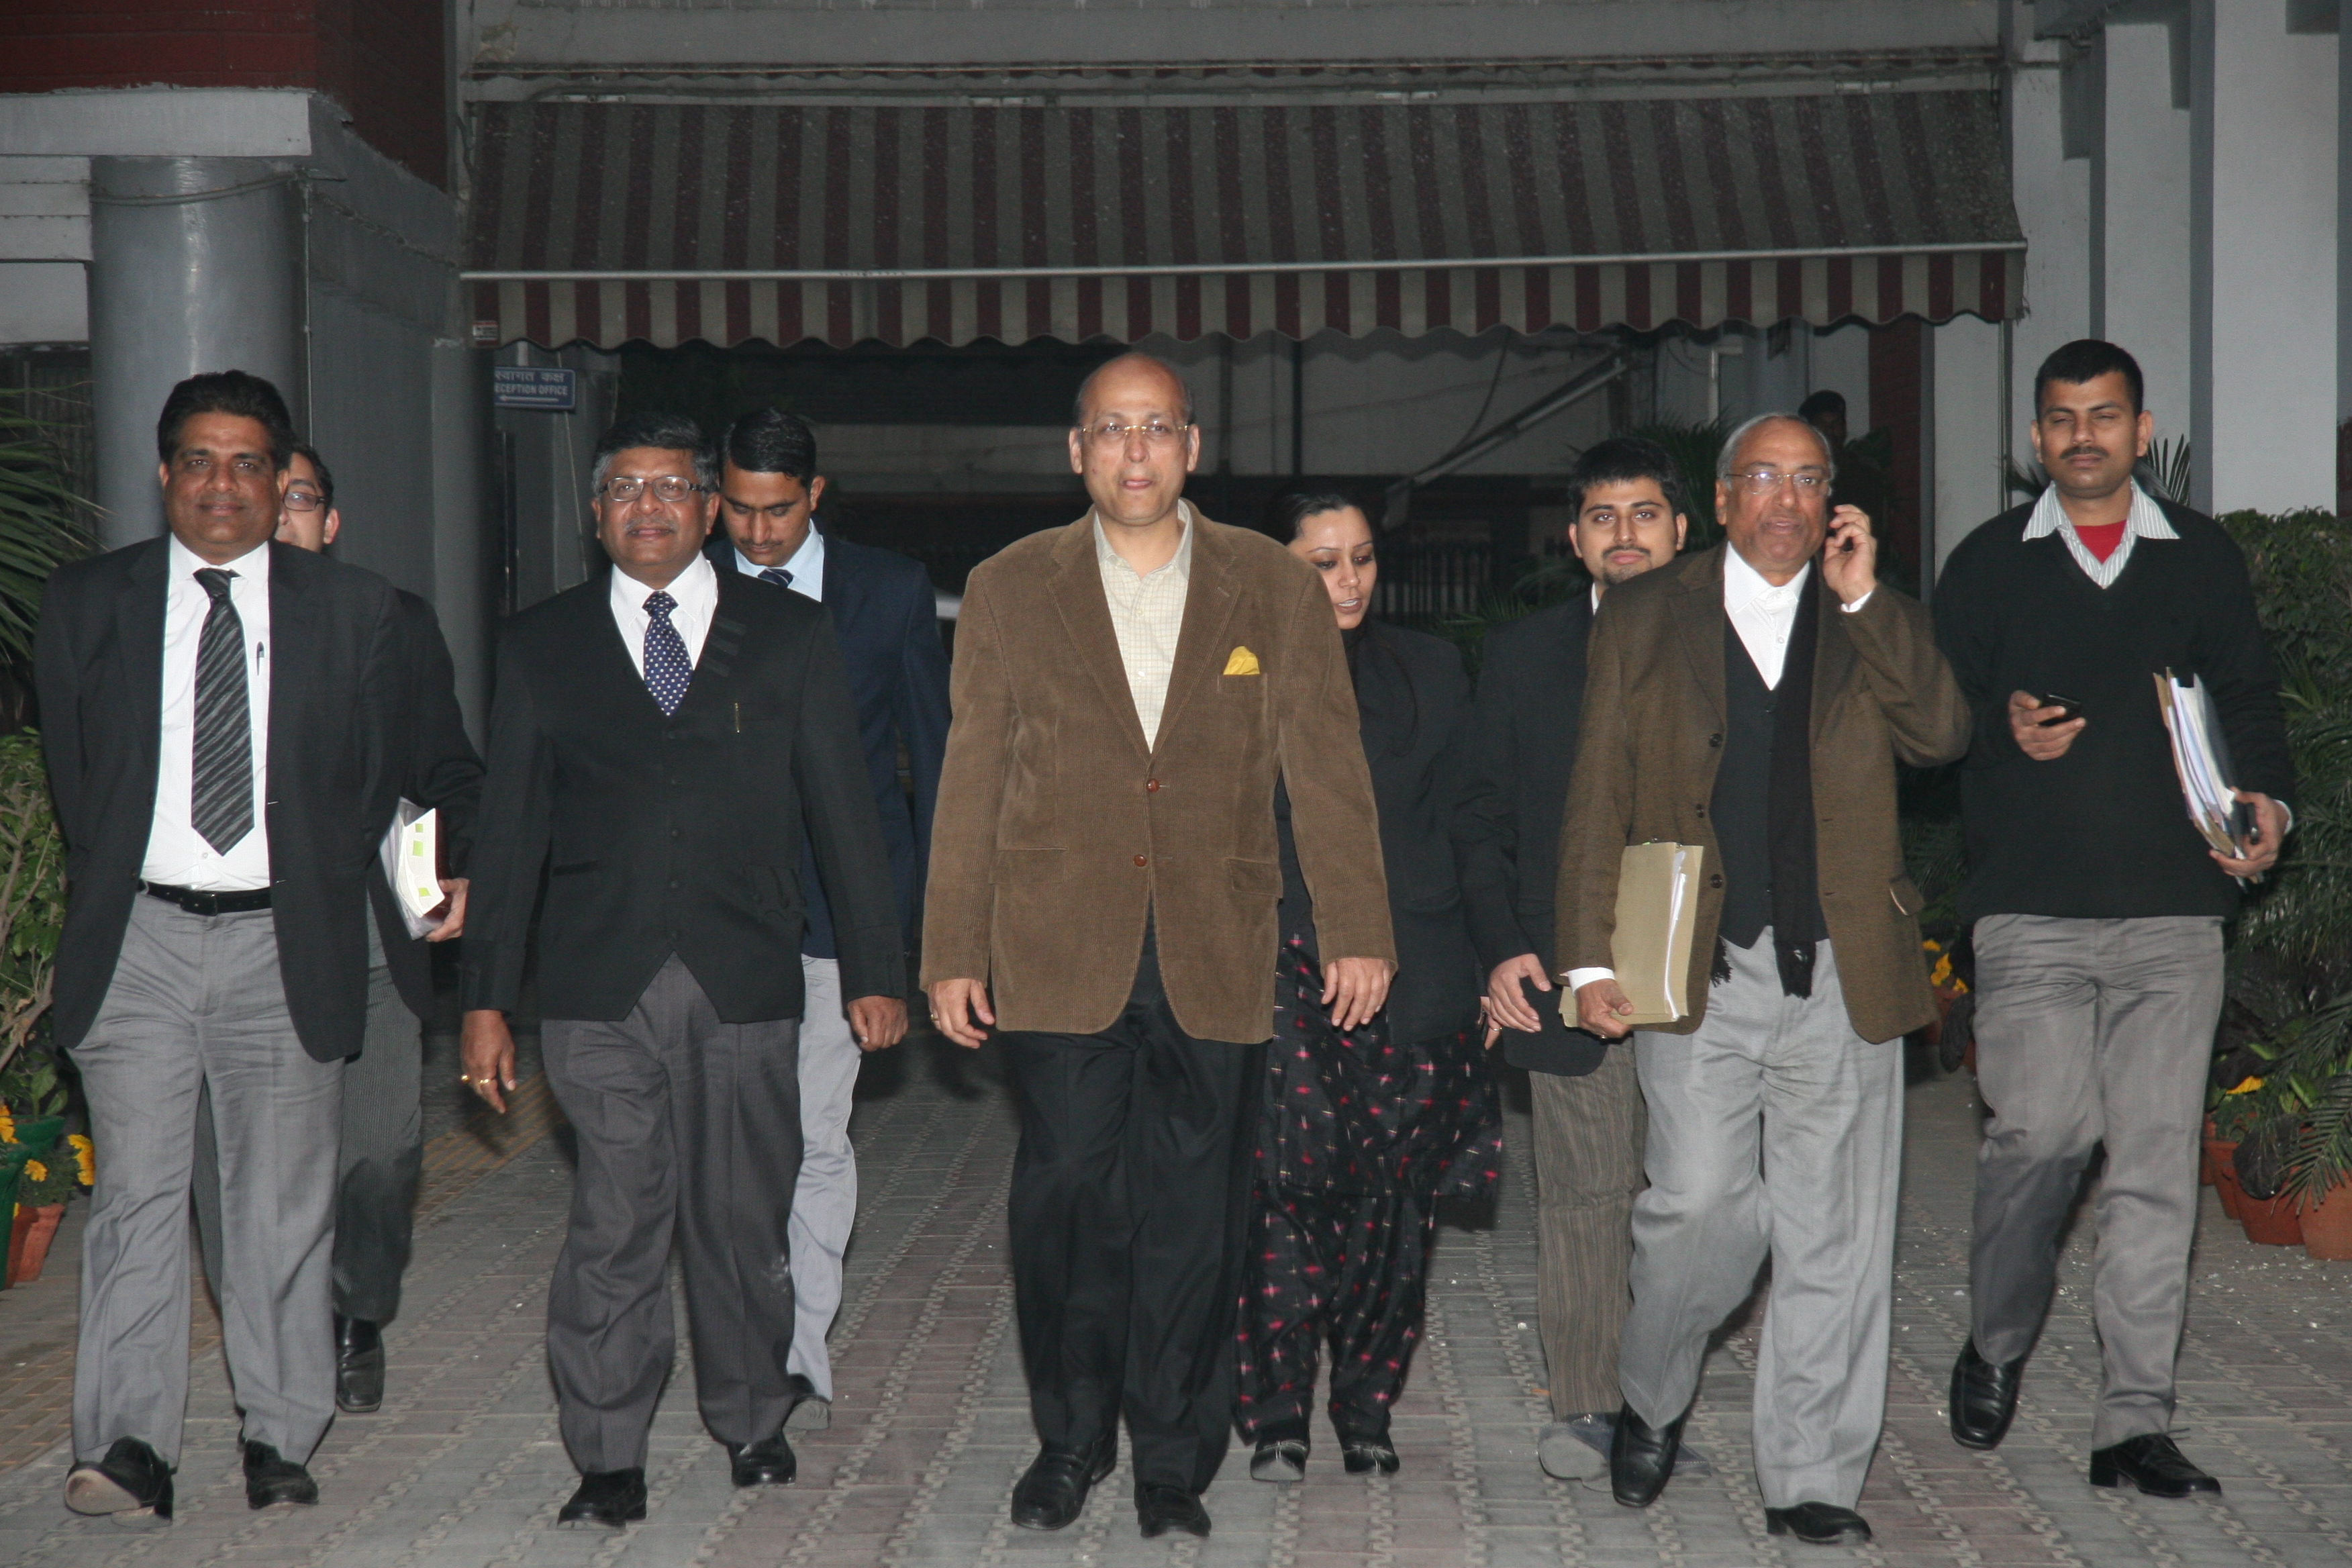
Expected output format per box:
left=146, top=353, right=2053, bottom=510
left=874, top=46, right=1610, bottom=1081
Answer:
left=1931, top=313, right=2006, bottom=575
left=2007, top=38, right=2093, bottom=438
left=2191, top=0, right=2339, bottom=514
left=2098, top=22, right=2194, bottom=441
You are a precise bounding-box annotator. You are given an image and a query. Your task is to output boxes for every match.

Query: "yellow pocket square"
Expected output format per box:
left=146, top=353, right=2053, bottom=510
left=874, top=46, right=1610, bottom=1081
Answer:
left=1222, top=646, right=1261, bottom=677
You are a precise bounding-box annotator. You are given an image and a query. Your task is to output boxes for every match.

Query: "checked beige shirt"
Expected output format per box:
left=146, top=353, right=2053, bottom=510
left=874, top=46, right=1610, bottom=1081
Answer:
left=1092, top=501, right=1196, bottom=748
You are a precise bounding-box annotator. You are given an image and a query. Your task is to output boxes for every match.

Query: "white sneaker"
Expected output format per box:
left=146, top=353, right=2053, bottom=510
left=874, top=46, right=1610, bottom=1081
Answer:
left=1538, top=1415, right=1611, bottom=1480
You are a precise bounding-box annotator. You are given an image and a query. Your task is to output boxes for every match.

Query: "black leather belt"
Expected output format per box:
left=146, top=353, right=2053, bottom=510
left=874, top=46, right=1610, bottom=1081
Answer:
left=140, top=881, right=273, bottom=916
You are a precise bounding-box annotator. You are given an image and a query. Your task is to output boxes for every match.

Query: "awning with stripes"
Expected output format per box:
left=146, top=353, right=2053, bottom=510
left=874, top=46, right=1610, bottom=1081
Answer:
left=464, top=90, right=2024, bottom=350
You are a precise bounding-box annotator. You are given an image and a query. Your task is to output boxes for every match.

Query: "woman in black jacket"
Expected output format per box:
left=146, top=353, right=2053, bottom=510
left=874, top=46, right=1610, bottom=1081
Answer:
left=1234, top=487, right=1502, bottom=1482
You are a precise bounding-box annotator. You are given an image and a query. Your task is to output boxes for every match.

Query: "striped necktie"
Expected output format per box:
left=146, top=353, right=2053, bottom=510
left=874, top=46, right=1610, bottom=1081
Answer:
left=642, top=590, right=693, bottom=716
left=759, top=567, right=793, bottom=591
left=189, top=567, right=254, bottom=854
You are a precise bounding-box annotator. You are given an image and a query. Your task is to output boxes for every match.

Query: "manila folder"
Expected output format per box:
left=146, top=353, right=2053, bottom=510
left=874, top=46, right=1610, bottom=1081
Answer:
left=1608, top=841, right=1705, bottom=1028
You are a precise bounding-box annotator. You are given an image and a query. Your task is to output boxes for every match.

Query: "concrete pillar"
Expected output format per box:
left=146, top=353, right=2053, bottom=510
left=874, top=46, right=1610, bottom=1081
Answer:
left=88, top=156, right=303, bottom=548
left=2098, top=23, right=2194, bottom=438
left=2008, top=38, right=2093, bottom=438
left=1932, top=314, right=2006, bottom=575
left=430, top=334, right=489, bottom=740
left=2191, top=0, right=2339, bottom=514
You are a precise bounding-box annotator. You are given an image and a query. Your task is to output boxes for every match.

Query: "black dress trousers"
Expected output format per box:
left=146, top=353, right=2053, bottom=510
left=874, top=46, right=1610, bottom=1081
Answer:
left=998, top=922, right=1265, bottom=1496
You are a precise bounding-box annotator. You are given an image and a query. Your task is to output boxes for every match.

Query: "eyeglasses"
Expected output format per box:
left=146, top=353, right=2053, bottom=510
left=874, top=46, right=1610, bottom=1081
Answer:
left=1729, top=469, right=1829, bottom=496
left=283, top=489, right=326, bottom=513
left=1081, top=420, right=1191, bottom=448
left=599, top=475, right=705, bottom=503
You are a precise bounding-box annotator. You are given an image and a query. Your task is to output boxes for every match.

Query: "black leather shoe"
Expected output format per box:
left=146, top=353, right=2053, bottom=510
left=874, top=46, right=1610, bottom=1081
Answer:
left=1765, top=1502, right=1873, bottom=1545
left=558, top=1468, right=648, bottom=1528
left=1136, top=1483, right=1210, bottom=1539
left=2090, top=1433, right=2221, bottom=1498
left=726, top=1430, right=797, bottom=1487
left=1949, top=1339, right=2024, bottom=1451
left=1608, top=1401, right=1689, bottom=1508
left=1340, top=1436, right=1400, bottom=1475
left=1250, top=1437, right=1308, bottom=1482
left=242, top=1440, right=319, bottom=1510
left=335, top=1315, right=386, bottom=1414
left=64, top=1437, right=174, bottom=1524
left=1009, top=1436, right=1116, bottom=1531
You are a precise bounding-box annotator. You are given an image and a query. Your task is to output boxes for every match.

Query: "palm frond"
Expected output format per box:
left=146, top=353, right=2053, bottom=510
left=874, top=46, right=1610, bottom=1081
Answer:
left=0, top=398, right=97, bottom=666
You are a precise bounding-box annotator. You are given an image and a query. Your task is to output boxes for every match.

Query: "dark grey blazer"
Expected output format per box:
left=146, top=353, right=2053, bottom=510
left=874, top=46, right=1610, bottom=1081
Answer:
left=36, top=537, right=410, bottom=1061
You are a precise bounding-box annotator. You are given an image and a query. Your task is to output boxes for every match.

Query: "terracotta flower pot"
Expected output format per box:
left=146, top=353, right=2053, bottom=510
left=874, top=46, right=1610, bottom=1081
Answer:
left=2300, top=1179, right=2352, bottom=1261
left=2239, top=1189, right=2305, bottom=1246
left=7, top=1202, right=64, bottom=1285
left=2206, top=1136, right=2245, bottom=1220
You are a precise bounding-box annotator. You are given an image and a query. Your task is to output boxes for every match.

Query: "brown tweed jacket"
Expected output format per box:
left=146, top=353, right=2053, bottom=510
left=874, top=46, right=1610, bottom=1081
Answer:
left=922, top=511, right=1394, bottom=1045
left=1552, top=544, right=1971, bottom=1044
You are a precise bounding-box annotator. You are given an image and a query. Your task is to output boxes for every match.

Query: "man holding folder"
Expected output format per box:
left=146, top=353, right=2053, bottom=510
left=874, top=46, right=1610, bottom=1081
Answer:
left=1555, top=411, right=1969, bottom=1545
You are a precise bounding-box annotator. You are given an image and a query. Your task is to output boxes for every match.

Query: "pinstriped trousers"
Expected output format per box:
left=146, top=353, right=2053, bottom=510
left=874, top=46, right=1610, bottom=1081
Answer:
left=1528, top=1046, right=1647, bottom=1418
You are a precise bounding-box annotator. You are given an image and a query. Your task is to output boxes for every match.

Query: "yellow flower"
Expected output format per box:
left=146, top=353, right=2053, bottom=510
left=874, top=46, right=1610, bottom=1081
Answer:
left=68, top=1135, right=93, bottom=1185
left=0, top=1105, right=14, bottom=1144
left=2227, top=1075, right=2265, bottom=1095
left=22, top=1160, right=45, bottom=1185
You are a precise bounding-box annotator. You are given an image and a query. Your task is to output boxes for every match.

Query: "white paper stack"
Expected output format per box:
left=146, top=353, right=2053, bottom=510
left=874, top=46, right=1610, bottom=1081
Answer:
left=2153, top=671, right=2250, bottom=866
left=376, top=799, right=446, bottom=938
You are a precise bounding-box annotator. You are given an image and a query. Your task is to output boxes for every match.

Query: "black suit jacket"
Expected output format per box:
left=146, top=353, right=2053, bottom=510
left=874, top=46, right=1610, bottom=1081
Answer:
left=36, top=538, right=408, bottom=1061
left=1453, top=593, right=1606, bottom=1074
left=1277, top=622, right=1481, bottom=1044
left=704, top=527, right=949, bottom=955
left=460, top=565, right=903, bottom=1023
left=366, top=590, right=485, bottom=1020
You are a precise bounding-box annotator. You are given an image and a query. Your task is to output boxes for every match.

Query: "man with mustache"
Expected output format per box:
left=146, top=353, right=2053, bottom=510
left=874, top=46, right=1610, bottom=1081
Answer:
left=459, top=411, right=903, bottom=1528
left=1933, top=340, right=2294, bottom=1496
left=1455, top=437, right=1688, bottom=1481
left=1555, top=412, right=1969, bottom=1545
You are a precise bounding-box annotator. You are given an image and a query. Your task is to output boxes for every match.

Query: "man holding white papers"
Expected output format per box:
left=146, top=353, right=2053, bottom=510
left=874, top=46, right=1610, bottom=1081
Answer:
left=1933, top=340, right=2293, bottom=1498
left=1555, top=412, right=1967, bottom=1546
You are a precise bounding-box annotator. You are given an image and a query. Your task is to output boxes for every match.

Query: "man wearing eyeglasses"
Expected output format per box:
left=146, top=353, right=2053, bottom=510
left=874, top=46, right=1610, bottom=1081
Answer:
left=1554, top=412, right=1968, bottom=1546
left=924, top=352, right=1392, bottom=1542
left=458, top=411, right=903, bottom=1529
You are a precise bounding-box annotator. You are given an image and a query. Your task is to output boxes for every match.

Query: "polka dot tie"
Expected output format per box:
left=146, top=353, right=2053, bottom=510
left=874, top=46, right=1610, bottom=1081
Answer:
left=642, top=590, right=693, bottom=717
left=759, top=567, right=793, bottom=591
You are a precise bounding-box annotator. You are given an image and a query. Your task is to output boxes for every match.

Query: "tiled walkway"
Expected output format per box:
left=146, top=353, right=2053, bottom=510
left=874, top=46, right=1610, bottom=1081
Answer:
left=2, top=1038, right=2350, bottom=1566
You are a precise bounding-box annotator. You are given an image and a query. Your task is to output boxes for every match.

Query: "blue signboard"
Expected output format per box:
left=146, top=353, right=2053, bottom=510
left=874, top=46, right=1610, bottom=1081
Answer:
left=493, top=366, right=579, bottom=411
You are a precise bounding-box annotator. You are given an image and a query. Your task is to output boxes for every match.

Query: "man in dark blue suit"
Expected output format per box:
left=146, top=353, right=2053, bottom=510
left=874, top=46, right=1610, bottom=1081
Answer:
left=706, top=409, right=950, bottom=1429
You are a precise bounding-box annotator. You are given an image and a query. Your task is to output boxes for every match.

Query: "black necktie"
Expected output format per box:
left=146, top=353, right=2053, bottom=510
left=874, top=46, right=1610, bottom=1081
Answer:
left=642, top=590, right=693, bottom=717
left=759, top=567, right=793, bottom=591
left=189, top=567, right=254, bottom=855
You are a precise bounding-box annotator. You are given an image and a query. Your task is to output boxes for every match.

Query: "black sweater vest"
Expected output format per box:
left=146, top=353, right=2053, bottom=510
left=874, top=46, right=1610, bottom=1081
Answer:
left=1713, top=618, right=1827, bottom=951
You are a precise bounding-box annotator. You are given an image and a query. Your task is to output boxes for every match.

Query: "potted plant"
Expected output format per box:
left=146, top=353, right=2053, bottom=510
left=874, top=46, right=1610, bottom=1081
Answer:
left=2208, top=510, right=2352, bottom=1258
left=0, top=726, right=76, bottom=1284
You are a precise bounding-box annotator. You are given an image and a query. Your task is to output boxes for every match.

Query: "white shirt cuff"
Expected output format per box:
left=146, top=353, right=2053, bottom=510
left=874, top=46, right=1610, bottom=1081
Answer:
left=1840, top=589, right=1875, bottom=614
left=1564, top=967, right=1616, bottom=991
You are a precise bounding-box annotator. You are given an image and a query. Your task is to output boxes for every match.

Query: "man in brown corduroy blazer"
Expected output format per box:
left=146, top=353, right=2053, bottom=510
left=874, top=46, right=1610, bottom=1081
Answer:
left=1553, top=412, right=1969, bottom=1545
left=924, top=353, right=1394, bottom=1543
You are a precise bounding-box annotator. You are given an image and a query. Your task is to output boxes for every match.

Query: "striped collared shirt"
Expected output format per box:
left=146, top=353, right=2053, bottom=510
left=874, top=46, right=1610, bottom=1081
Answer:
left=1094, top=501, right=1195, bottom=748
left=2022, top=478, right=2177, bottom=588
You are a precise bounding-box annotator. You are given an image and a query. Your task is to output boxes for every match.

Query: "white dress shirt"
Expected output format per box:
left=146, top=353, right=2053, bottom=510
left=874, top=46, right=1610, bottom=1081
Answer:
left=736, top=523, right=826, bottom=603
left=1094, top=502, right=1195, bottom=748
left=1563, top=544, right=1872, bottom=993
left=2022, top=477, right=2177, bottom=587
left=144, top=536, right=273, bottom=891
left=609, top=554, right=719, bottom=676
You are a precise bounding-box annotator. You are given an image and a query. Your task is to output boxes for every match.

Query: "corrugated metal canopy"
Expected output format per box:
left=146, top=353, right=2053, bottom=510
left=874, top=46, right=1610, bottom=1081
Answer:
left=464, top=91, right=2023, bottom=348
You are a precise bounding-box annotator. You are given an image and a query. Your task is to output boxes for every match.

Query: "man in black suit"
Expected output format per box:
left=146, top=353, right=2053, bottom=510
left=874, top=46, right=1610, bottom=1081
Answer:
left=1453, top=437, right=1687, bottom=1482
left=191, top=443, right=483, bottom=1418
left=38, top=371, right=411, bottom=1522
left=703, top=409, right=948, bottom=1431
left=458, top=411, right=905, bottom=1529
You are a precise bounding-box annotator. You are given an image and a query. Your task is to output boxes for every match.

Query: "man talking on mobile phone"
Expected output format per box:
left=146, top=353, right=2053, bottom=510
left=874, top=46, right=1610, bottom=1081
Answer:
left=1932, top=340, right=2294, bottom=1498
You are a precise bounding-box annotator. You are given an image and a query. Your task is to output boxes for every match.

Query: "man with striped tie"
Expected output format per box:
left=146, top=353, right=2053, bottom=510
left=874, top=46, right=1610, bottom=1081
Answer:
left=38, top=371, right=413, bottom=1523
left=458, top=411, right=903, bottom=1530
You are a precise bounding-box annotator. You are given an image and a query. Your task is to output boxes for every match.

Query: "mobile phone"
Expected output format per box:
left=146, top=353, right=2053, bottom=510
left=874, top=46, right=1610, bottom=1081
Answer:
left=2037, top=692, right=2084, bottom=726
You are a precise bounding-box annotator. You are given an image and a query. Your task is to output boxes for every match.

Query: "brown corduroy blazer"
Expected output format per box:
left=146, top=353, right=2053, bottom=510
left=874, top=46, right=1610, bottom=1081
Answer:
left=922, top=511, right=1395, bottom=1045
left=1552, top=544, right=1971, bottom=1045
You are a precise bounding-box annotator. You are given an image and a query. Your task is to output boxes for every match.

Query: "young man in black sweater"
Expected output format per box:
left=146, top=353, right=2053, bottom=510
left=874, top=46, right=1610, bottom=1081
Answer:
left=1932, top=340, right=2293, bottom=1499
